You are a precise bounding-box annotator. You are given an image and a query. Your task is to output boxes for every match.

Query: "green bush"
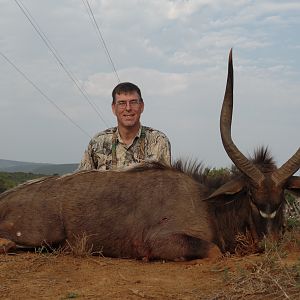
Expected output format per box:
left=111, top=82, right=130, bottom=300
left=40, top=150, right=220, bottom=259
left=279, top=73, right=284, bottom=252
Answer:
left=0, top=172, right=47, bottom=193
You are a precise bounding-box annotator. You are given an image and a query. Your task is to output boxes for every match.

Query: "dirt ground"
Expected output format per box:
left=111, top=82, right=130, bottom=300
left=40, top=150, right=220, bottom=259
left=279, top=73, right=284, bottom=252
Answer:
left=0, top=242, right=299, bottom=300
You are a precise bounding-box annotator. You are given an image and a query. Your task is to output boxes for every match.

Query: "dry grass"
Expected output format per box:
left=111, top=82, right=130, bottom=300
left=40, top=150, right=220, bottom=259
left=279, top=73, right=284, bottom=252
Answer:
left=211, top=229, right=300, bottom=300
left=63, top=233, right=103, bottom=258
left=234, top=230, right=260, bottom=257
left=33, top=233, right=103, bottom=258
left=63, top=233, right=94, bottom=258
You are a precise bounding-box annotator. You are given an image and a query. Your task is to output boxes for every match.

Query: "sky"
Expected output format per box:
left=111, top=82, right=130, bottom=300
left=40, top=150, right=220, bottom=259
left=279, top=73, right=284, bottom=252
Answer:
left=0, top=0, right=299, bottom=171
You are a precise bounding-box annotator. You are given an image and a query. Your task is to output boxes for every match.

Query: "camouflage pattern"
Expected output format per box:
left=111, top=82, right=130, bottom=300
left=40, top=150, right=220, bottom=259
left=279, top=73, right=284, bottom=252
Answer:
left=78, top=126, right=171, bottom=171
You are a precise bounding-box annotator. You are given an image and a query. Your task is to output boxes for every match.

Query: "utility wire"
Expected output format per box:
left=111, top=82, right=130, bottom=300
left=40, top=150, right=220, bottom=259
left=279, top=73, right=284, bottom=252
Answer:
left=83, top=0, right=120, bottom=83
left=14, top=0, right=111, bottom=128
left=0, top=51, right=91, bottom=139
left=15, top=0, right=61, bottom=64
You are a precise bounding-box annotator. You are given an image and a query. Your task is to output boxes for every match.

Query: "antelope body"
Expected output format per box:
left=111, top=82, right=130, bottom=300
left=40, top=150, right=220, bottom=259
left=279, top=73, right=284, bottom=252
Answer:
left=0, top=50, right=299, bottom=260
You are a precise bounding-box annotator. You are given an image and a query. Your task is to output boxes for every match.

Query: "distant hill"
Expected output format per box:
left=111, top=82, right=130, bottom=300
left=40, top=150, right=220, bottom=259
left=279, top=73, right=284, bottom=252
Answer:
left=0, top=159, right=78, bottom=175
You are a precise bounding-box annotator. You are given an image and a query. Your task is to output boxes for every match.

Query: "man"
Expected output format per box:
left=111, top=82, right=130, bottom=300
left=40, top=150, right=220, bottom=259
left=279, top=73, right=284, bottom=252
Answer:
left=78, top=82, right=171, bottom=170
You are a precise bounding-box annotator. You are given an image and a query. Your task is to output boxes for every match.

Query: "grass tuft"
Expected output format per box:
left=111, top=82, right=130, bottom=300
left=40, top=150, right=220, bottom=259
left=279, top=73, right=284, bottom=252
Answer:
left=63, top=233, right=103, bottom=258
left=211, top=230, right=300, bottom=299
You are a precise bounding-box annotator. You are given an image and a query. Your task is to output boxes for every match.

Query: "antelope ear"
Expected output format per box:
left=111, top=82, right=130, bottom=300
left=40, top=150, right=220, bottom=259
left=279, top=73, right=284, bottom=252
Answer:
left=205, top=178, right=245, bottom=201
left=286, top=176, right=300, bottom=196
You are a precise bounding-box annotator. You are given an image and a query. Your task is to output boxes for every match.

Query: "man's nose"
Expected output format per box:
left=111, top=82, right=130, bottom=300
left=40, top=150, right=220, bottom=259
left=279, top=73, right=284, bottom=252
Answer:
left=125, top=101, right=132, bottom=110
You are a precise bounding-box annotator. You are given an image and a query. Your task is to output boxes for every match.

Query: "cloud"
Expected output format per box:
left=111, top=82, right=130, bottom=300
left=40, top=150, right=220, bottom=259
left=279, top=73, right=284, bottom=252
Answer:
left=0, top=0, right=299, bottom=166
left=165, top=0, right=210, bottom=20
left=261, top=2, right=300, bottom=12
left=83, top=67, right=188, bottom=97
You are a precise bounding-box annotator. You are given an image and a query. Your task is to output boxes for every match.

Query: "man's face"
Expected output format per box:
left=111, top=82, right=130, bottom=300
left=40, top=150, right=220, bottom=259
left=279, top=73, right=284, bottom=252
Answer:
left=112, top=91, right=144, bottom=129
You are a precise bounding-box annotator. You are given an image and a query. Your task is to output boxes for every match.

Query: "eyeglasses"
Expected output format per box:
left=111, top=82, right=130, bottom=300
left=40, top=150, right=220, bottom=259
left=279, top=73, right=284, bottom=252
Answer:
left=115, top=99, right=141, bottom=109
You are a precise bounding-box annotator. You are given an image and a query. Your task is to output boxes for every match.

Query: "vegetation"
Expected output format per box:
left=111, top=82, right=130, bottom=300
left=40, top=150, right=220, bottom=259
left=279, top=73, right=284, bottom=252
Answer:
left=206, top=167, right=231, bottom=177
left=211, top=223, right=300, bottom=299
left=285, top=191, right=300, bottom=229
left=0, top=171, right=47, bottom=193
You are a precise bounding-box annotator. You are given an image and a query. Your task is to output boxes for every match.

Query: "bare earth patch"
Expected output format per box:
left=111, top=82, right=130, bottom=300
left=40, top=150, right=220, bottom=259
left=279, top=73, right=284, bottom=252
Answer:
left=0, top=240, right=299, bottom=300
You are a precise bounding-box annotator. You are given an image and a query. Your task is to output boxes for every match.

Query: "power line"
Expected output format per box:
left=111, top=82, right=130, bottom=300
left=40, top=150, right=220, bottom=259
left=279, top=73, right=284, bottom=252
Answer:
left=0, top=51, right=91, bottom=139
left=14, top=0, right=110, bottom=127
left=14, top=0, right=111, bottom=128
left=82, top=0, right=121, bottom=83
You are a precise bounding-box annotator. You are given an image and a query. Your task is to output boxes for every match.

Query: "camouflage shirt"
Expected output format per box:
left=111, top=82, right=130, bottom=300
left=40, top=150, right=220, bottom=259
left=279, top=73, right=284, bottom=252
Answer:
left=78, top=126, right=171, bottom=171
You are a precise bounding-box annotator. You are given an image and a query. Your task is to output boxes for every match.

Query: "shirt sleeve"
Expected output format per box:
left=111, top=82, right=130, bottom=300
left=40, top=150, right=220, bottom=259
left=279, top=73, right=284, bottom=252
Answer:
left=158, top=136, right=171, bottom=166
left=145, top=133, right=171, bottom=166
left=77, top=143, right=96, bottom=171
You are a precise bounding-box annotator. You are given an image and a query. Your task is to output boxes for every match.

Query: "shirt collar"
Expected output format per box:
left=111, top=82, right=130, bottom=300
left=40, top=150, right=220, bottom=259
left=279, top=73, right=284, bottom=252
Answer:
left=116, top=125, right=142, bottom=144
